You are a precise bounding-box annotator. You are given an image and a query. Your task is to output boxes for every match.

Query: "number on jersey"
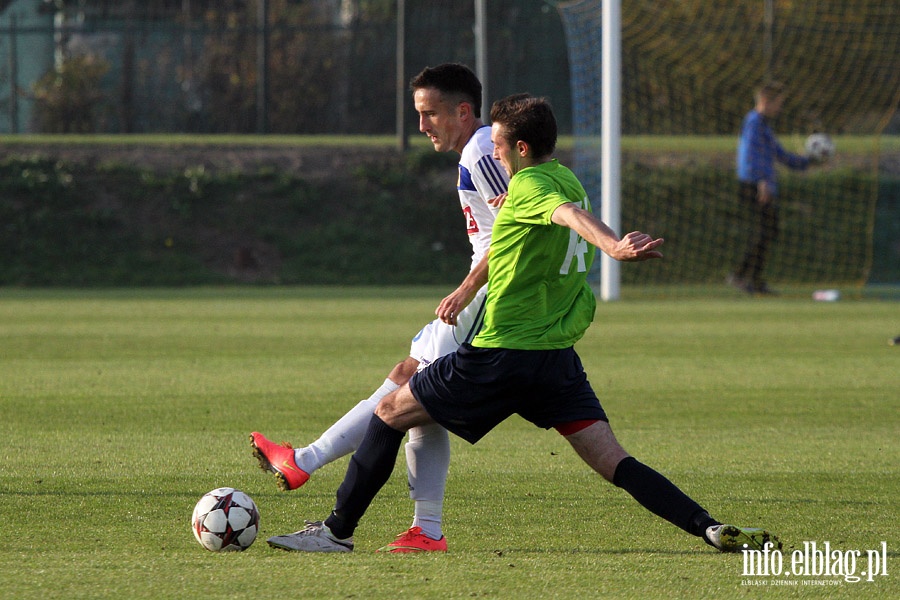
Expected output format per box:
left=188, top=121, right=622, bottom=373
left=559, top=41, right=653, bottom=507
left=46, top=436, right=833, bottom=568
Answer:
left=559, top=196, right=591, bottom=275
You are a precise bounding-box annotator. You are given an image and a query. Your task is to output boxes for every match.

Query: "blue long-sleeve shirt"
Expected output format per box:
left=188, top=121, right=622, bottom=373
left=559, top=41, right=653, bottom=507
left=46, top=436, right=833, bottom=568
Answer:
left=736, top=109, right=809, bottom=196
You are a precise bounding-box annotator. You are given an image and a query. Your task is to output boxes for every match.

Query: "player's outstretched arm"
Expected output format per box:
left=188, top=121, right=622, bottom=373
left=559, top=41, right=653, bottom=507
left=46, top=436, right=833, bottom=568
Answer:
left=551, top=202, right=664, bottom=262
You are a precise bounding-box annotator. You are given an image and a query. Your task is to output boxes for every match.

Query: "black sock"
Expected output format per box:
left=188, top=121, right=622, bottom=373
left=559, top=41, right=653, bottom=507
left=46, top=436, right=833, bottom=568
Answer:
left=324, top=414, right=405, bottom=540
left=613, top=457, right=720, bottom=538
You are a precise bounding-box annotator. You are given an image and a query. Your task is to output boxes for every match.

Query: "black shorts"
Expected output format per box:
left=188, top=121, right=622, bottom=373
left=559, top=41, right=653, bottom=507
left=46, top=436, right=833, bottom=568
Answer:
left=409, top=343, right=608, bottom=444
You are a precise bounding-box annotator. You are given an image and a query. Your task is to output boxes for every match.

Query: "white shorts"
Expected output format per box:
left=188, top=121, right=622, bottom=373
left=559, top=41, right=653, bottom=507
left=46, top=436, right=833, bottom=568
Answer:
left=409, top=285, right=488, bottom=370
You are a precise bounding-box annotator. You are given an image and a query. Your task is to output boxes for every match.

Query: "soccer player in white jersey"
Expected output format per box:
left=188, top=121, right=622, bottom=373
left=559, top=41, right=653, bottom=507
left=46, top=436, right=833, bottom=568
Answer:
left=251, top=63, right=508, bottom=553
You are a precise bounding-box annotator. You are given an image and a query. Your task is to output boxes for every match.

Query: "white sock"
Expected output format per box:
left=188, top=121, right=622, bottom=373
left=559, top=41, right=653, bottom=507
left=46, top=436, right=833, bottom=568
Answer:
left=295, top=378, right=400, bottom=474
left=412, top=501, right=444, bottom=540
left=406, top=423, right=450, bottom=540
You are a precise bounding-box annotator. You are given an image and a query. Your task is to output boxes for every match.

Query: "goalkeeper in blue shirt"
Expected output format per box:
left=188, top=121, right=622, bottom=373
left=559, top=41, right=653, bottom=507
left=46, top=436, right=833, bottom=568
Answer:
left=732, top=81, right=811, bottom=295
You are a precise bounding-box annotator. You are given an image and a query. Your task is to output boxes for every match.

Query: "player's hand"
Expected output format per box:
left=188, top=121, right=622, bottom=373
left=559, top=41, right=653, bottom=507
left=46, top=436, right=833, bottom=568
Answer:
left=435, top=286, right=477, bottom=325
left=612, top=232, right=664, bottom=262
left=758, top=181, right=773, bottom=205
left=487, top=192, right=508, bottom=208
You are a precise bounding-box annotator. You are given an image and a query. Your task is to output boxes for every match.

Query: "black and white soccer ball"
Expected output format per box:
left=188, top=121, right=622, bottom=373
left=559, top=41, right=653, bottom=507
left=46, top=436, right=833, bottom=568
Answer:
left=191, top=487, right=260, bottom=552
left=805, top=133, right=835, bottom=162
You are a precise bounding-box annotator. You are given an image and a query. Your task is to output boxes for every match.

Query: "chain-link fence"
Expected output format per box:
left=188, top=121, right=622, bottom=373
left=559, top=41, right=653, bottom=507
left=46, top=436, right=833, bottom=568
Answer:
left=0, top=1, right=572, bottom=135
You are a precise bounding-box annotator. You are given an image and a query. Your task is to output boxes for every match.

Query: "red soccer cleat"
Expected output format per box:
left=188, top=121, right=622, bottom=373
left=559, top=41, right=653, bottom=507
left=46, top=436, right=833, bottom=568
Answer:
left=250, top=431, right=310, bottom=491
left=376, top=526, right=448, bottom=553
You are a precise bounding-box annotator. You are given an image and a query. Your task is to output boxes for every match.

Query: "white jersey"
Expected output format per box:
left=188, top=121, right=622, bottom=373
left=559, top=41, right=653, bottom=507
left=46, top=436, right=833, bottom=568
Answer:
left=457, top=125, right=508, bottom=271
left=409, top=126, right=508, bottom=368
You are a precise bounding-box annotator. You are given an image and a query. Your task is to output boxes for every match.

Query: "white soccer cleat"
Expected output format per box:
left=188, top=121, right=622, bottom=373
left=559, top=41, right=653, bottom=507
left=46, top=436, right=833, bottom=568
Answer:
left=707, top=524, right=782, bottom=553
left=266, top=520, right=354, bottom=553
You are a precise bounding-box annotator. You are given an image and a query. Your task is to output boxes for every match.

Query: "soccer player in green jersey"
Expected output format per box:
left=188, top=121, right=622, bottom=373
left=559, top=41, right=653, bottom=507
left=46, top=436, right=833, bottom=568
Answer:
left=269, top=93, right=781, bottom=554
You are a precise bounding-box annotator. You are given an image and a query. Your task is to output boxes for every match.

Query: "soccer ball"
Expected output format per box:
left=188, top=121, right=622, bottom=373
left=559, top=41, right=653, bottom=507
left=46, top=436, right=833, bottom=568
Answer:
left=804, top=133, right=835, bottom=162
left=191, top=487, right=260, bottom=552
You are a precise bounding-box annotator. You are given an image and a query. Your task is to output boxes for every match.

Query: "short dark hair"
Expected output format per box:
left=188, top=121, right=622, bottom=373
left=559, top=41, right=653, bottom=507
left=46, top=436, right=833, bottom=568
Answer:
left=490, top=93, right=557, bottom=159
left=409, top=63, right=482, bottom=118
left=756, top=81, right=785, bottom=102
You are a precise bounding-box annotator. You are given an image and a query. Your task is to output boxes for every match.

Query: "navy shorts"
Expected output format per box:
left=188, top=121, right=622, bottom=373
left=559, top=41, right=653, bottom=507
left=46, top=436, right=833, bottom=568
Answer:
left=409, top=343, right=608, bottom=444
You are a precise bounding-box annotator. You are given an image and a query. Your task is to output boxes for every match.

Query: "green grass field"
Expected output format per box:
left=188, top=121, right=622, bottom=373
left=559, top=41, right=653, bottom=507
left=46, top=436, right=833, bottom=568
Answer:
left=1, top=287, right=897, bottom=599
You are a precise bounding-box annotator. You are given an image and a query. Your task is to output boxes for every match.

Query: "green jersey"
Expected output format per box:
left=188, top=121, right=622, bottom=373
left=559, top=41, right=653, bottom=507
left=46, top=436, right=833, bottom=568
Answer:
left=474, top=159, right=596, bottom=350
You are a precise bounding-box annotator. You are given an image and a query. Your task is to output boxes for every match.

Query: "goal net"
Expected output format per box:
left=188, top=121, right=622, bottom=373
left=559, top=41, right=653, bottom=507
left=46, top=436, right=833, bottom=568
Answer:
left=558, top=0, right=900, bottom=294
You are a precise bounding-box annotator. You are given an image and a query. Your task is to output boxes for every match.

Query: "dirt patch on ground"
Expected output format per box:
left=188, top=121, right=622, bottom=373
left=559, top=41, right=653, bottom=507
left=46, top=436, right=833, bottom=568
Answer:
left=0, top=143, right=404, bottom=177
left=2, top=141, right=892, bottom=176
